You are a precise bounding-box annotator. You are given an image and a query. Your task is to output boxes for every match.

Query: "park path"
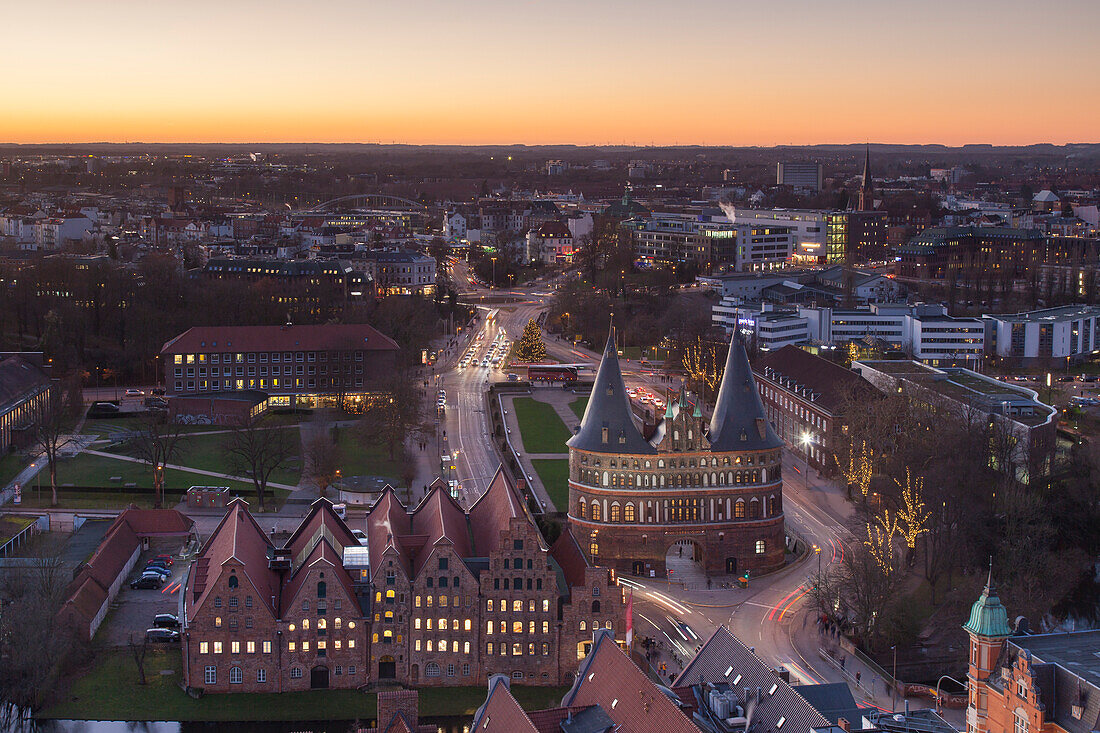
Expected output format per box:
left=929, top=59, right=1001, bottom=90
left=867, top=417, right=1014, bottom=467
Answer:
left=81, top=448, right=298, bottom=491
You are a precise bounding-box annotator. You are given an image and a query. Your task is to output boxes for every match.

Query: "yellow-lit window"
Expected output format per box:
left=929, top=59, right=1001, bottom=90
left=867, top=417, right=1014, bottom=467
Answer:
left=513, top=600, right=522, bottom=612
left=440, top=595, right=448, bottom=607
left=288, top=641, right=296, bottom=652
left=302, top=641, right=310, bottom=652
left=334, top=618, right=342, bottom=629
left=376, top=591, right=382, bottom=602
left=487, top=600, right=494, bottom=612
left=439, top=617, right=446, bottom=629
left=426, top=596, right=433, bottom=608
left=415, top=639, right=421, bottom=651
left=487, top=621, right=493, bottom=635
left=318, top=618, right=327, bottom=630
left=215, top=617, right=222, bottom=628
left=231, top=641, right=240, bottom=654
left=513, top=621, right=523, bottom=634
left=464, top=641, right=471, bottom=654
left=289, top=623, right=295, bottom=632
left=302, top=619, right=309, bottom=630
left=427, top=618, right=433, bottom=630
left=348, top=639, right=355, bottom=649
left=213, top=641, right=222, bottom=654
left=199, top=642, right=209, bottom=654
left=348, top=622, right=355, bottom=630
left=452, top=640, right=459, bottom=653
left=529, top=621, right=535, bottom=634
left=415, top=618, right=421, bottom=630
left=464, top=619, right=471, bottom=631
left=334, top=640, right=341, bottom=650
left=543, top=621, right=549, bottom=634
left=246, top=641, right=255, bottom=653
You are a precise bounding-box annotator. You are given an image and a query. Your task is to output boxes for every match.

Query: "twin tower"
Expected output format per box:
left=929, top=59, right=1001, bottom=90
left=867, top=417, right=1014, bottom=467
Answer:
left=566, top=328, right=786, bottom=578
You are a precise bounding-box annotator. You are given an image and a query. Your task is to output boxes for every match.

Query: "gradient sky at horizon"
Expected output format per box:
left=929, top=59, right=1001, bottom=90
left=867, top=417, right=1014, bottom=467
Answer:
left=4, top=0, right=1098, bottom=146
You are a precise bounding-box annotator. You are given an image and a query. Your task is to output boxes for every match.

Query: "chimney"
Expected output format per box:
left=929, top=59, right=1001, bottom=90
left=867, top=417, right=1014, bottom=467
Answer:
left=377, top=689, right=419, bottom=729
left=838, top=718, right=851, bottom=732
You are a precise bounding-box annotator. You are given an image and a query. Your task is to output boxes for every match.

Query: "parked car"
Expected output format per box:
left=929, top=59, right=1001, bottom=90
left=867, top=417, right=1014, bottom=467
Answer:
left=142, top=566, right=171, bottom=579
left=145, top=559, right=171, bottom=570
left=87, top=402, right=121, bottom=419
left=125, top=388, right=144, bottom=397
left=152, top=554, right=174, bottom=566
left=151, top=387, right=166, bottom=395
left=333, top=503, right=347, bottom=520
left=144, top=397, right=169, bottom=409
left=130, top=575, right=162, bottom=590
left=145, top=628, right=180, bottom=643
left=153, top=613, right=181, bottom=629
left=351, top=529, right=368, bottom=545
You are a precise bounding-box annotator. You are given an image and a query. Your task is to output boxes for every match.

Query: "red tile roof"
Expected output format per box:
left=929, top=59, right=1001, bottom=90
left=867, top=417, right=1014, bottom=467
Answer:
left=471, top=676, right=541, bottom=733
left=755, top=345, right=879, bottom=414
left=160, top=323, right=399, bottom=356
left=118, top=507, right=194, bottom=537
left=187, top=500, right=278, bottom=621
left=469, top=467, right=535, bottom=556
left=563, top=629, right=698, bottom=733
left=549, top=527, right=590, bottom=589
left=410, top=483, right=471, bottom=575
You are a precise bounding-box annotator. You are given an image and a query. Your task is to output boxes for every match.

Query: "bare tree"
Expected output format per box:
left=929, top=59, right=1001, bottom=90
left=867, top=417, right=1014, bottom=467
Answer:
left=129, top=632, right=149, bottom=685
left=130, top=411, right=187, bottom=508
left=32, top=384, right=77, bottom=507
left=0, top=541, right=80, bottom=710
left=223, top=413, right=298, bottom=512
left=357, top=369, right=425, bottom=461
left=304, top=429, right=342, bottom=499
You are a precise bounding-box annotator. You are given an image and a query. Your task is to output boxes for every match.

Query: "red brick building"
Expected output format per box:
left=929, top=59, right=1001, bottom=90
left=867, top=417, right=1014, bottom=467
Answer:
left=755, top=345, right=879, bottom=473
left=181, top=498, right=370, bottom=693
left=182, top=470, right=625, bottom=693
left=364, top=469, right=625, bottom=687
left=965, top=574, right=1100, bottom=733
left=160, top=323, right=399, bottom=411
left=567, top=329, right=786, bottom=578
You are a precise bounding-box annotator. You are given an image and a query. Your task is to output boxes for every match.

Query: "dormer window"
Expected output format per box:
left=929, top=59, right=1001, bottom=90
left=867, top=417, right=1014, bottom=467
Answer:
left=601, top=427, right=608, bottom=444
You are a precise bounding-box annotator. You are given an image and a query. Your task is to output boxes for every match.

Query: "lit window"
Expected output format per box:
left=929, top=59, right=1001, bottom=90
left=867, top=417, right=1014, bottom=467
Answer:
left=262, top=641, right=271, bottom=654
left=302, top=641, right=310, bottom=652
left=199, top=642, right=209, bottom=654
left=215, top=617, right=222, bottom=628
left=246, top=641, right=255, bottom=654
left=230, top=641, right=240, bottom=654
left=288, top=642, right=296, bottom=652
left=348, top=639, right=355, bottom=649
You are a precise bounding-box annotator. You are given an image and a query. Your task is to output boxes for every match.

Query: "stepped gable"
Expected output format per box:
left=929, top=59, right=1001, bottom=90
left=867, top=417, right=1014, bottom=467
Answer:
left=567, top=326, right=655, bottom=455
left=708, top=332, right=783, bottom=452
left=188, top=499, right=278, bottom=620
left=469, top=466, right=536, bottom=556
left=366, top=486, right=414, bottom=576
left=409, top=482, right=472, bottom=574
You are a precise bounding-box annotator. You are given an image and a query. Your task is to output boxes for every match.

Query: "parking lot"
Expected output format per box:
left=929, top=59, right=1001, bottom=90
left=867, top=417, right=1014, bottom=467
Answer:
left=101, top=543, right=185, bottom=646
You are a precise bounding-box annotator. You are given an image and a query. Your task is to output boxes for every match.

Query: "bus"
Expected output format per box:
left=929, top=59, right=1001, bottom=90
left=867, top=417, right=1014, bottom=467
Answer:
left=528, top=364, right=579, bottom=384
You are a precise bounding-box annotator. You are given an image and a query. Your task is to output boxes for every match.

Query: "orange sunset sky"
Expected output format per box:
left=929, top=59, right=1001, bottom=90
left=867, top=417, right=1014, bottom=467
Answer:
left=3, top=0, right=1098, bottom=146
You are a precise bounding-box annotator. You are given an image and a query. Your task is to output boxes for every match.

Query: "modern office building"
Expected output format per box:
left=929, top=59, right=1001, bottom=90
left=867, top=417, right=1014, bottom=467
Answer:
left=851, top=360, right=1057, bottom=482
left=896, top=226, right=1044, bottom=283
left=728, top=209, right=829, bottom=261
left=777, top=162, right=824, bottom=193
left=984, top=305, right=1100, bottom=365
left=624, top=213, right=793, bottom=272
left=826, top=210, right=889, bottom=264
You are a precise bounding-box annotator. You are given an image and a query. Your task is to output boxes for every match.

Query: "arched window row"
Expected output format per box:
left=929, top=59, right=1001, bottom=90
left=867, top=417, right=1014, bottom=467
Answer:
left=576, top=493, right=781, bottom=524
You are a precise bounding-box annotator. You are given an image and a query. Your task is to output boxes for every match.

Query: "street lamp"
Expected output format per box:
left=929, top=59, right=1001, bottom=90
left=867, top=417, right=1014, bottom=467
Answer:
left=813, top=543, right=821, bottom=575
left=800, top=432, right=813, bottom=490
left=490, top=257, right=497, bottom=288
left=891, top=645, right=898, bottom=712
left=934, top=674, right=966, bottom=714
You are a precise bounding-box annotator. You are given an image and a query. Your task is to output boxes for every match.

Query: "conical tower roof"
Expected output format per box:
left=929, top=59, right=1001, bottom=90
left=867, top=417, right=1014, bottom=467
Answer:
left=963, top=569, right=1013, bottom=639
left=568, top=327, right=655, bottom=455
left=708, top=333, right=783, bottom=452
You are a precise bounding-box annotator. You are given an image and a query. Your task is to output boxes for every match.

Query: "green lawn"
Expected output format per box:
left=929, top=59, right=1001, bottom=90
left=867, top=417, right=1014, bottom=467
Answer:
left=27, top=453, right=289, bottom=511
left=512, top=398, right=571, bottom=454
left=0, top=451, right=27, bottom=487
left=334, top=428, right=406, bottom=485
left=569, top=393, right=589, bottom=421
left=0, top=515, right=35, bottom=545
left=42, top=648, right=567, bottom=721
left=531, top=458, right=569, bottom=512
left=166, top=428, right=302, bottom=487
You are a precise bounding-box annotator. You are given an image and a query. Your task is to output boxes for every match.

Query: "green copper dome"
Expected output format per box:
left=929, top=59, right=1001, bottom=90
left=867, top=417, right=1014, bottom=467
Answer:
left=963, top=572, right=1013, bottom=639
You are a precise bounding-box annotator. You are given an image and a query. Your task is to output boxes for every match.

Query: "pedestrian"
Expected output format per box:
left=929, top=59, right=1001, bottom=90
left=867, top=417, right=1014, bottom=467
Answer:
left=856, top=671, right=861, bottom=686
left=840, top=656, right=846, bottom=670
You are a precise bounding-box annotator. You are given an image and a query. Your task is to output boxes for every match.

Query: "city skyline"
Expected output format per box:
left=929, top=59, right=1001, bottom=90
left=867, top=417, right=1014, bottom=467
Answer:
left=4, top=0, right=1099, bottom=146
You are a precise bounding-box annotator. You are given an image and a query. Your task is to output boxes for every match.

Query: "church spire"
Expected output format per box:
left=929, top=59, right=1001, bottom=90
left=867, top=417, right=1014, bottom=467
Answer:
left=858, top=145, right=875, bottom=211
left=567, top=323, right=654, bottom=455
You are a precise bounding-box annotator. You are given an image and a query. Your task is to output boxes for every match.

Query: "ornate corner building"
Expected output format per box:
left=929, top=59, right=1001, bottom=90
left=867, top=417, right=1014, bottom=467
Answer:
left=567, top=329, right=786, bottom=577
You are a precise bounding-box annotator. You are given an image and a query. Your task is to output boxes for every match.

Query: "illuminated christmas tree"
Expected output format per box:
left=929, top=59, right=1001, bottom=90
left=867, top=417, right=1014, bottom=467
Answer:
left=515, top=319, right=547, bottom=362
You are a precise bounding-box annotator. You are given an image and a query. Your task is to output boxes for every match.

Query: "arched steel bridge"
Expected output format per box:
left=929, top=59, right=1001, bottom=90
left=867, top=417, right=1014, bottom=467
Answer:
left=306, top=193, right=429, bottom=213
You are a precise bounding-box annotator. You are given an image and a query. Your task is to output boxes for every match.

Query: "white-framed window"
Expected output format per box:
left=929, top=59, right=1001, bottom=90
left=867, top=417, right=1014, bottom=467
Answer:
left=204, top=666, right=216, bottom=685
left=290, top=667, right=303, bottom=679
left=229, top=667, right=243, bottom=684
left=257, top=669, right=266, bottom=683
left=1015, top=712, right=1029, bottom=733
left=756, top=540, right=766, bottom=554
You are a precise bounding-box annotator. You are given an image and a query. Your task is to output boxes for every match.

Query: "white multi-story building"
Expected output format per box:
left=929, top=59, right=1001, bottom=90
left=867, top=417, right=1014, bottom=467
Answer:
left=984, top=305, right=1100, bottom=365
left=713, top=299, right=984, bottom=365
left=625, top=213, right=793, bottom=272
left=724, top=209, right=828, bottom=261
left=525, top=221, right=574, bottom=265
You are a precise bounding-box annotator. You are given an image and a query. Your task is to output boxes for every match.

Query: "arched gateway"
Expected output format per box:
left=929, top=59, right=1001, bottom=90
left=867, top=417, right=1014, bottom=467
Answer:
left=566, top=327, right=786, bottom=577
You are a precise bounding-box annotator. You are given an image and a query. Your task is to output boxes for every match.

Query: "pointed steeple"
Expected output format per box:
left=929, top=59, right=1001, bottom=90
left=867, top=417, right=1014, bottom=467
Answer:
left=858, top=145, right=875, bottom=211
left=963, top=565, right=1013, bottom=639
left=568, top=325, right=655, bottom=455
left=708, top=333, right=783, bottom=452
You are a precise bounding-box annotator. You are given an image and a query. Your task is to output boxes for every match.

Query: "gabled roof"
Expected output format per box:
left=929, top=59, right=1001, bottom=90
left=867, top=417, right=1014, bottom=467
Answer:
left=281, top=535, right=356, bottom=611
left=708, top=333, right=783, bottom=452
left=187, top=499, right=278, bottom=620
left=284, top=497, right=359, bottom=565
left=549, top=527, right=590, bottom=589
left=562, top=629, right=697, bottom=732
left=469, top=467, right=535, bottom=556
left=675, top=626, right=830, bottom=733
left=366, top=486, right=414, bottom=576
left=160, top=323, right=399, bottom=356
left=568, top=327, right=654, bottom=455
left=471, top=676, right=542, bottom=733
left=410, top=483, right=471, bottom=575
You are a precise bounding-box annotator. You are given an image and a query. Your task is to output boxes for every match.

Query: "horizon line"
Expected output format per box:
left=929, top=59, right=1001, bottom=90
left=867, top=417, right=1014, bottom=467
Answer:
left=1, top=140, right=1099, bottom=149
